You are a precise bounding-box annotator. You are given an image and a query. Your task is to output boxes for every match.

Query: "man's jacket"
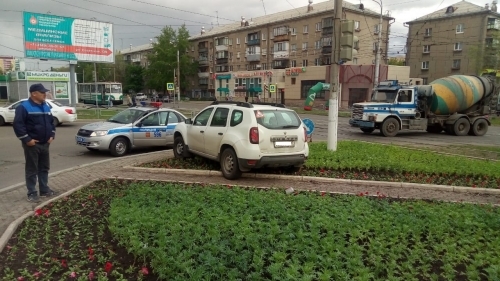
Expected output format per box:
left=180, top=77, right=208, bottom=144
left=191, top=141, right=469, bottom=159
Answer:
left=13, top=99, right=55, bottom=144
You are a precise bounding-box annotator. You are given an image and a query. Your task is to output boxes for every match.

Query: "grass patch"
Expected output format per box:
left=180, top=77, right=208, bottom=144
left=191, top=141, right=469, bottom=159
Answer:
left=490, top=116, right=500, bottom=126
left=141, top=141, right=500, bottom=188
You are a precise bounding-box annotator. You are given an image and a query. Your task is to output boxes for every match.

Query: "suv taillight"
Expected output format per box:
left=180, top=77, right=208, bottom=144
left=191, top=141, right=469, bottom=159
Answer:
left=249, top=127, right=259, bottom=144
left=303, top=126, right=307, bottom=141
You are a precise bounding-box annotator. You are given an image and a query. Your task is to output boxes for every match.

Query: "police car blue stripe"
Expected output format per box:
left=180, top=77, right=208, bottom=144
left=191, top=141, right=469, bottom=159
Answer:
left=107, top=124, right=177, bottom=135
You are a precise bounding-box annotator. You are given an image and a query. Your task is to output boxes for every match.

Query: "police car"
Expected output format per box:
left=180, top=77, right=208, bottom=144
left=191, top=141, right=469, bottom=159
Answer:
left=75, top=107, right=186, bottom=156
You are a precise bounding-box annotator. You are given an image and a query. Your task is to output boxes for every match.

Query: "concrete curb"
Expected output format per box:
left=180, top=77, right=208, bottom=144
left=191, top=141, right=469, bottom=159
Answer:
left=0, top=150, right=169, bottom=194
left=0, top=179, right=95, bottom=254
left=122, top=166, right=500, bottom=195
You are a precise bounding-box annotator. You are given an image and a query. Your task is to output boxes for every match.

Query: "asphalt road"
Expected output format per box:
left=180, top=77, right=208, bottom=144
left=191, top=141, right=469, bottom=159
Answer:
left=1, top=105, right=499, bottom=190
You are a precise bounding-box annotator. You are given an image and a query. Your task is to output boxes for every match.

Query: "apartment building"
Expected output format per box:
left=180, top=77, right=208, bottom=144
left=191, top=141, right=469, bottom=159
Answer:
left=188, top=0, right=393, bottom=104
left=405, top=0, right=500, bottom=84
left=120, top=43, right=153, bottom=68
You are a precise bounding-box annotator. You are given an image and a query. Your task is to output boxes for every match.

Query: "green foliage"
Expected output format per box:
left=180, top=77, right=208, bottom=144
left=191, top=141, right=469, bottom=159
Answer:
left=109, top=181, right=500, bottom=280
left=145, top=25, right=198, bottom=93
left=76, top=53, right=124, bottom=83
left=123, top=64, right=144, bottom=93
left=388, top=57, right=405, bottom=66
left=468, top=30, right=500, bottom=74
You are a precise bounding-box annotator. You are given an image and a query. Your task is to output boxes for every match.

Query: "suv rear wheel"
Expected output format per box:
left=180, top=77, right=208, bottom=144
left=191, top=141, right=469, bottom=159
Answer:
left=220, top=148, right=242, bottom=180
left=174, top=136, right=191, bottom=158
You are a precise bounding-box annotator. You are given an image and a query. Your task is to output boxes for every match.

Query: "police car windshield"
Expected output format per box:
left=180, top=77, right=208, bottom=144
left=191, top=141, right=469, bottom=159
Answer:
left=107, top=109, right=146, bottom=124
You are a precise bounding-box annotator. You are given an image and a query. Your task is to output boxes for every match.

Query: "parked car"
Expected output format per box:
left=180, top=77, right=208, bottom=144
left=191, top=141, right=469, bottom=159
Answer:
left=135, top=93, right=147, bottom=101
left=0, top=99, right=77, bottom=127
left=173, top=101, right=309, bottom=179
left=75, top=107, right=186, bottom=156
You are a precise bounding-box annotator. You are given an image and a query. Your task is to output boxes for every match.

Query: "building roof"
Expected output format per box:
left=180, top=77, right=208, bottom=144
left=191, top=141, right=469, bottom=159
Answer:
left=406, top=0, right=498, bottom=24
left=119, top=43, right=154, bottom=55
left=190, top=0, right=388, bottom=40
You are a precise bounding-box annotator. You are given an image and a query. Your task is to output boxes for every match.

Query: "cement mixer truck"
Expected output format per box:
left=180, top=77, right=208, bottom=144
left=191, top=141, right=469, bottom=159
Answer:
left=349, top=75, right=497, bottom=137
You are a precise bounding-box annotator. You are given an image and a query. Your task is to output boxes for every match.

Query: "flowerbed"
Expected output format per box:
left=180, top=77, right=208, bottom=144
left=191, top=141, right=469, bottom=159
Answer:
left=0, top=179, right=158, bottom=281
left=141, top=141, right=500, bottom=188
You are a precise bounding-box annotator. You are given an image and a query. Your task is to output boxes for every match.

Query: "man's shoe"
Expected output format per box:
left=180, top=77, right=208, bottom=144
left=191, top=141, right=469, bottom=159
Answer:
left=40, top=190, right=58, bottom=197
left=27, top=194, right=41, bottom=203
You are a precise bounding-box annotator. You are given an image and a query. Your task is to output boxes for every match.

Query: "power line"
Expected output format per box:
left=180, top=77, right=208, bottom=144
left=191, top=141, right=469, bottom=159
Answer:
left=0, top=43, right=23, bottom=53
left=130, top=0, right=237, bottom=22
left=81, top=0, right=210, bottom=25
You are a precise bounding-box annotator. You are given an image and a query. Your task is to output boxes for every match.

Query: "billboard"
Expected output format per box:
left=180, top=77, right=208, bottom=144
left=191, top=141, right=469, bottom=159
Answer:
left=23, top=12, right=114, bottom=63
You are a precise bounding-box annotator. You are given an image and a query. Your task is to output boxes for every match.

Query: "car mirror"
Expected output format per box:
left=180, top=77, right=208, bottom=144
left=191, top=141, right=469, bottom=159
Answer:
left=136, top=122, right=143, bottom=127
left=185, top=118, right=192, bottom=124
left=8, top=106, right=13, bottom=110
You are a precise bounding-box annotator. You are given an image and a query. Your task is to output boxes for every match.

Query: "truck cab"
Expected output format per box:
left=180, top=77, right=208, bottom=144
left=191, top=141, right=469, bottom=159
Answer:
left=349, top=80, right=421, bottom=136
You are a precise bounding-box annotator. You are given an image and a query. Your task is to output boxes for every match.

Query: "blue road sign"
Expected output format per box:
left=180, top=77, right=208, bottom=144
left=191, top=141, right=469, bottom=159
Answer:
left=302, top=118, right=315, bottom=135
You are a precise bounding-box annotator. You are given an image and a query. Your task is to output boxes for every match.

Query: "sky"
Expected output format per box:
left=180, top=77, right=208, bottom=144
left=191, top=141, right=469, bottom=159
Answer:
left=0, top=0, right=488, bottom=71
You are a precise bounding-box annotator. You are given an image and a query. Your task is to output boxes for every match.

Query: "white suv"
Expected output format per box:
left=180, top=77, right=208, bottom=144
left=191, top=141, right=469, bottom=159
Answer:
left=173, top=101, right=309, bottom=180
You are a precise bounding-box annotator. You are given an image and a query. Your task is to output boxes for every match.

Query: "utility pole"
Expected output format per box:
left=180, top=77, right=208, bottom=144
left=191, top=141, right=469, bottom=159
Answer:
left=327, top=0, right=343, bottom=151
left=177, top=49, right=181, bottom=107
left=373, top=0, right=383, bottom=88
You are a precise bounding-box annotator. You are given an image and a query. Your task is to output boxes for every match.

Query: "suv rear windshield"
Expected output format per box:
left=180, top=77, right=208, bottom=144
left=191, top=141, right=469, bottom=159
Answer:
left=254, top=109, right=301, bottom=129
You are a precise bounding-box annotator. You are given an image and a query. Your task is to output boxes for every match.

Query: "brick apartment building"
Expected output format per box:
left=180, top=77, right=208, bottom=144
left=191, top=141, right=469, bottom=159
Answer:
left=405, top=0, right=500, bottom=84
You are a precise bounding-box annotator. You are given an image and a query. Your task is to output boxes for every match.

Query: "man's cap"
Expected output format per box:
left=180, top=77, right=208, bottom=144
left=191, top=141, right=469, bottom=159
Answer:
left=29, top=83, right=50, bottom=93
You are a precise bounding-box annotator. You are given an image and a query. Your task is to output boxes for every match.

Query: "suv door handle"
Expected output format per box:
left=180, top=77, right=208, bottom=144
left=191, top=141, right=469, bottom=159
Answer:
left=200, top=130, right=204, bottom=133
left=218, top=132, right=223, bottom=135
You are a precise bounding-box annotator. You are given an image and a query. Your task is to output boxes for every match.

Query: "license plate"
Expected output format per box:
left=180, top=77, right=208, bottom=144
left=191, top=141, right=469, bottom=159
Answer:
left=76, top=137, right=85, bottom=142
left=274, top=141, right=293, bottom=147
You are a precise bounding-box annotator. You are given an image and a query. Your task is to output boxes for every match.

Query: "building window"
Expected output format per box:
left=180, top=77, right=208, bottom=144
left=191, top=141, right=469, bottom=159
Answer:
left=315, top=41, right=321, bottom=49
left=352, top=58, right=358, bottom=64
left=273, top=26, right=288, bottom=36
left=262, top=63, right=267, bottom=70
left=354, top=21, right=360, bottom=30
left=315, top=22, right=322, bottom=31
left=302, top=42, right=308, bottom=50
left=236, top=38, right=240, bottom=44
left=321, top=37, right=332, bottom=46
left=262, top=32, right=266, bottom=40
left=423, top=45, right=430, bottom=53
left=454, top=42, right=462, bottom=51
left=291, top=77, right=296, bottom=85
left=421, top=61, right=429, bottom=69
left=422, top=78, right=428, bottom=84
left=303, top=25, right=309, bottom=33
left=291, top=60, right=297, bottom=67
left=452, top=59, right=461, bottom=69
left=424, top=28, right=432, bottom=37
left=456, top=24, right=464, bottom=33
left=274, top=42, right=287, bottom=52
left=374, top=24, right=380, bottom=34
left=314, top=58, right=320, bottom=66
left=302, top=59, right=308, bottom=67
left=291, top=44, right=297, bottom=51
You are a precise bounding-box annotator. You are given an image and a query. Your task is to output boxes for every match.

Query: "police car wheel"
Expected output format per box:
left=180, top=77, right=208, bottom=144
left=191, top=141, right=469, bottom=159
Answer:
left=109, top=137, right=128, bottom=157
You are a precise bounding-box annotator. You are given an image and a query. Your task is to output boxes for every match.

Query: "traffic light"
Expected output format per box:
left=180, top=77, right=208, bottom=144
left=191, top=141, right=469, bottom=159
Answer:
left=340, top=20, right=359, bottom=61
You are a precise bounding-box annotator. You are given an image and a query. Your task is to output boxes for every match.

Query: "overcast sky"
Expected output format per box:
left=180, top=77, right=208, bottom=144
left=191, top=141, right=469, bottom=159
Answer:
left=0, top=0, right=484, bottom=70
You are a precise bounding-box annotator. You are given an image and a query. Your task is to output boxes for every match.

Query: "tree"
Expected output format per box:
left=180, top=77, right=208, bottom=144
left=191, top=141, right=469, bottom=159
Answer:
left=0, top=67, right=4, bottom=75
left=123, top=64, right=144, bottom=93
left=75, top=53, right=126, bottom=83
left=468, top=30, right=500, bottom=74
left=51, top=66, right=70, bottom=72
left=388, top=57, right=405, bottom=66
left=146, top=24, right=198, bottom=94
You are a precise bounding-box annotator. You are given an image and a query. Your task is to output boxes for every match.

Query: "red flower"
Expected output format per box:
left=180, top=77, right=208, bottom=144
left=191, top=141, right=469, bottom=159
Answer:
left=321, top=192, right=326, bottom=196
left=97, top=201, right=102, bottom=205
left=34, top=209, right=43, bottom=216
left=69, top=272, right=76, bottom=278
left=44, top=209, right=50, bottom=217
left=61, top=259, right=68, bottom=268
left=88, top=246, right=94, bottom=255
left=141, top=267, right=149, bottom=275
left=33, top=271, right=41, bottom=278
left=89, top=194, right=93, bottom=200
left=88, top=271, right=95, bottom=280
left=104, top=261, right=113, bottom=273
left=17, top=277, right=25, bottom=281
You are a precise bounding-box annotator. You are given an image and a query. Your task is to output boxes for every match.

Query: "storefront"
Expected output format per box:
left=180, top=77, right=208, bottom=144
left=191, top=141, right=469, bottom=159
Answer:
left=7, top=71, right=74, bottom=104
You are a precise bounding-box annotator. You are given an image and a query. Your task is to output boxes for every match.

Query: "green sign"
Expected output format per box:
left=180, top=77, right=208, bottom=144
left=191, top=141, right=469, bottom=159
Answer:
left=269, top=84, right=276, bottom=93
left=23, top=12, right=114, bottom=62
left=166, top=83, right=174, bottom=90
left=9, top=71, right=70, bottom=81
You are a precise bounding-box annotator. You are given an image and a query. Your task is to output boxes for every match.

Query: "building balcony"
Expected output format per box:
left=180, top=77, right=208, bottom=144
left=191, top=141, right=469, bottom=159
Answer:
left=247, top=39, right=260, bottom=46
left=198, top=47, right=208, bottom=52
left=273, top=34, right=289, bottom=42
left=247, top=54, right=261, bottom=61
left=273, top=51, right=289, bottom=60
left=216, top=57, right=229, bottom=64
left=321, top=46, right=332, bottom=54
left=215, top=45, right=228, bottom=51
left=322, top=26, right=333, bottom=36
left=216, top=66, right=229, bottom=73
left=199, top=79, right=209, bottom=85
left=272, top=59, right=289, bottom=69
left=198, top=72, right=210, bottom=78
left=198, top=58, right=209, bottom=65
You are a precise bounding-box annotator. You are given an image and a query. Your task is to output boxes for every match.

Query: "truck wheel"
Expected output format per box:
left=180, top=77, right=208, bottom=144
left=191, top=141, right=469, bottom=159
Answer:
left=109, top=137, right=128, bottom=157
left=220, top=148, right=242, bottom=180
left=381, top=118, right=399, bottom=137
left=426, top=125, right=443, bottom=134
left=173, top=136, right=191, bottom=158
left=361, top=128, right=375, bottom=134
left=471, top=119, right=488, bottom=136
left=453, top=118, right=470, bottom=136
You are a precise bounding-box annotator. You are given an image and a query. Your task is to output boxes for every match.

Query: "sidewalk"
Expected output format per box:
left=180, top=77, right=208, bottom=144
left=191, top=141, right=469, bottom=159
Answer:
left=2, top=150, right=500, bottom=237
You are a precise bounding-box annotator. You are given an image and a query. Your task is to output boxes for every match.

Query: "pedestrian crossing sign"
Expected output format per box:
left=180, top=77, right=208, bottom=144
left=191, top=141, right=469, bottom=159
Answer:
left=167, top=83, right=174, bottom=90
left=269, top=84, right=276, bottom=93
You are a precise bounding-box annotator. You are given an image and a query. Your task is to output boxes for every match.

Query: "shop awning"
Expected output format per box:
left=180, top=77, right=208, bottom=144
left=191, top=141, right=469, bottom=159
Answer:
left=216, top=87, right=229, bottom=92
left=248, top=87, right=263, bottom=93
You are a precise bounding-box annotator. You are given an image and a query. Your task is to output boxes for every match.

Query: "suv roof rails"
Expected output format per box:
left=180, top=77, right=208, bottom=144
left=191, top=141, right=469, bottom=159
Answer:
left=250, top=102, right=286, bottom=108
left=210, top=100, right=254, bottom=108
